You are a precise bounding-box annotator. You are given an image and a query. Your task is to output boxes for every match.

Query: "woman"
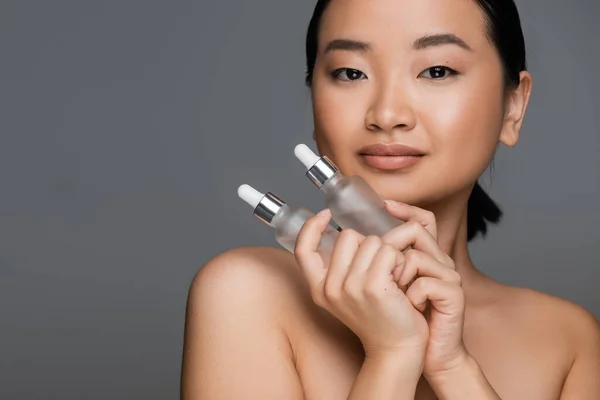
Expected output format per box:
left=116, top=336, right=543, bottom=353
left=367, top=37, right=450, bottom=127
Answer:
left=181, top=0, right=600, bottom=398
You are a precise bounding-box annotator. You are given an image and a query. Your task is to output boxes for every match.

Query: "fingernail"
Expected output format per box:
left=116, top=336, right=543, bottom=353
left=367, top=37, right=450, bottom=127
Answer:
left=384, top=200, right=397, bottom=206
left=316, top=208, right=331, bottom=218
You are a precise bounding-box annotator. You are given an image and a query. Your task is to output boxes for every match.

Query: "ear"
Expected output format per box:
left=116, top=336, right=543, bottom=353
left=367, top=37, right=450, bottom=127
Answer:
left=499, top=71, right=533, bottom=147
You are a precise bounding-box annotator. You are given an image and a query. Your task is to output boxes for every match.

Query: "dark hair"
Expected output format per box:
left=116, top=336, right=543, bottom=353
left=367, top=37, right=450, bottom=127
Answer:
left=304, top=0, right=527, bottom=242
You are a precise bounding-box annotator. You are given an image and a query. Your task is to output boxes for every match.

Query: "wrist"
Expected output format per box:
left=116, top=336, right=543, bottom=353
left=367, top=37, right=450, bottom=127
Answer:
left=348, top=347, right=425, bottom=400
left=423, top=345, right=471, bottom=382
left=425, top=352, right=476, bottom=386
left=364, top=343, right=427, bottom=363
left=425, top=355, right=501, bottom=400
left=364, top=346, right=426, bottom=379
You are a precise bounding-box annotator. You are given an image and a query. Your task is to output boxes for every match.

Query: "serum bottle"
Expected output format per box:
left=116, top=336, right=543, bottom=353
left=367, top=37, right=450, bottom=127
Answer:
left=294, top=144, right=404, bottom=236
left=237, top=184, right=339, bottom=264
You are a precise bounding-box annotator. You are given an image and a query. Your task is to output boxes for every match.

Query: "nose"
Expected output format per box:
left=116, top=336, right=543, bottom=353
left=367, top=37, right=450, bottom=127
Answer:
left=364, top=80, right=417, bottom=133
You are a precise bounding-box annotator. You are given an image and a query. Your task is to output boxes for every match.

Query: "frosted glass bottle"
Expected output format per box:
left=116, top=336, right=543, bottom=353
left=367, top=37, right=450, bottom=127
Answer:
left=294, top=144, right=404, bottom=236
left=238, top=184, right=339, bottom=265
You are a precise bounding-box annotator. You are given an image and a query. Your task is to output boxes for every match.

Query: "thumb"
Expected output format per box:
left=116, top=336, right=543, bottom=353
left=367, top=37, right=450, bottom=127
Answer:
left=293, top=209, right=331, bottom=289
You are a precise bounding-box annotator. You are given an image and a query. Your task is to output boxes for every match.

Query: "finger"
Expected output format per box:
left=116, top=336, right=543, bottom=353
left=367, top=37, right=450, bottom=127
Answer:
left=384, top=200, right=437, bottom=239
left=397, top=249, right=462, bottom=288
left=380, top=220, right=454, bottom=268
left=324, top=229, right=364, bottom=299
left=366, top=243, right=404, bottom=292
left=294, top=208, right=333, bottom=290
left=405, top=277, right=465, bottom=315
left=342, top=235, right=384, bottom=293
left=391, top=251, right=406, bottom=283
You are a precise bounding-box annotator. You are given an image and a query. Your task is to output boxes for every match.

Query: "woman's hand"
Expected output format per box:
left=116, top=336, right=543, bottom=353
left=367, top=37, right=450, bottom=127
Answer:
left=294, top=209, right=429, bottom=358
left=382, top=200, right=469, bottom=381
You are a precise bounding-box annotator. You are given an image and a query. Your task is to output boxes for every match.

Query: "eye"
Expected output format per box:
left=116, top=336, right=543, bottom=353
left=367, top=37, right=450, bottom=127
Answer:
left=419, top=66, right=458, bottom=79
left=331, top=68, right=367, bottom=82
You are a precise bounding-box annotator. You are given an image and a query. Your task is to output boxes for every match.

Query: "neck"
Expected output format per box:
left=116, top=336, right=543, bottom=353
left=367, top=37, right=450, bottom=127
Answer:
left=418, top=185, right=493, bottom=294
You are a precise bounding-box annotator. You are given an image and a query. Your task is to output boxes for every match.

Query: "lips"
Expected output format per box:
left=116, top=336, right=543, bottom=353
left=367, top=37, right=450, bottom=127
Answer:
left=358, top=143, right=426, bottom=157
left=358, top=143, right=426, bottom=170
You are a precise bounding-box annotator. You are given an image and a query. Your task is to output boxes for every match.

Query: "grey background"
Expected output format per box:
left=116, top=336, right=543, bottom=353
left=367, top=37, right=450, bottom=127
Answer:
left=0, top=0, right=598, bottom=398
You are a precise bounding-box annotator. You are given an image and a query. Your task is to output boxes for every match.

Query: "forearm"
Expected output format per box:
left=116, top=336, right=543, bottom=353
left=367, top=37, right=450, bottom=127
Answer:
left=347, top=350, right=424, bottom=400
left=427, top=355, right=501, bottom=400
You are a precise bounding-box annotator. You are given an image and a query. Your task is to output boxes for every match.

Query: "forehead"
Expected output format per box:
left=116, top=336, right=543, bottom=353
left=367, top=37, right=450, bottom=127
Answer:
left=319, top=0, right=489, bottom=52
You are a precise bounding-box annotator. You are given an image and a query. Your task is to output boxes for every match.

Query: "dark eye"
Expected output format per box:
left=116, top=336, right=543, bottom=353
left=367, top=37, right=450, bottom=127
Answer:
left=419, top=66, right=458, bottom=79
left=331, top=68, right=366, bottom=82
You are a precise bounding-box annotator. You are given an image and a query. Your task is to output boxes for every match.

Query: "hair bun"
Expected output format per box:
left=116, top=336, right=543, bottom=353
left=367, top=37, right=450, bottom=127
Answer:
left=467, top=182, right=503, bottom=241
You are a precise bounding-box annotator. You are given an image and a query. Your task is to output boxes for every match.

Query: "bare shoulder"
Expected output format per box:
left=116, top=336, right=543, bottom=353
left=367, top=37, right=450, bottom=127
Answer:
left=181, top=246, right=308, bottom=399
left=502, top=286, right=600, bottom=396
left=496, top=284, right=600, bottom=356
left=187, top=245, right=311, bottom=318
left=189, top=245, right=302, bottom=297
left=502, top=285, right=599, bottom=333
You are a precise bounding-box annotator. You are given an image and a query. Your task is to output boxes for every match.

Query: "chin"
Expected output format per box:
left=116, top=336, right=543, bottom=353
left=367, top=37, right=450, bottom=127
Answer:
left=363, top=178, right=425, bottom=205
left=361, top=174, right=451, bottom=209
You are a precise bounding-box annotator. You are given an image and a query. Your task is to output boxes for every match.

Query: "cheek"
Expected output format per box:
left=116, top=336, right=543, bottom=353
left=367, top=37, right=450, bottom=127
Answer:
left=311, top=84, right=367, bottom=161
left=423, top=77, right=505, bottom=181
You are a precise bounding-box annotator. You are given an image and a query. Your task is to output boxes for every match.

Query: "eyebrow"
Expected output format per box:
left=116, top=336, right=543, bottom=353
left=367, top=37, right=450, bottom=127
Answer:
left=324, top=39, right=372, bottom=53
left=413, top=33, right=472, bottom=51
left=324, top=33, right=472, bottom=54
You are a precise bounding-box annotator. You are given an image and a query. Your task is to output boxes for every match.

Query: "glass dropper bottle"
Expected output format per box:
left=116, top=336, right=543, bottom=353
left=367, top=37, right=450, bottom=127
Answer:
left=237, top=184, right=339, bottom=265
left=294, top=144, right=404, bottom=236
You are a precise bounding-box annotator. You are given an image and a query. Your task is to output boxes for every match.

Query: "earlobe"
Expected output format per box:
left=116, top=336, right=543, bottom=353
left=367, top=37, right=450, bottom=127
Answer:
left=499, top=71, right=533, bottom=147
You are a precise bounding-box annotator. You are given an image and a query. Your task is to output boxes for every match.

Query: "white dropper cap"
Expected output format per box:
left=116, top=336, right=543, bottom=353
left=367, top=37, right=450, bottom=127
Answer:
left=294, top=143, right=320, bottom=169
left=237, top=184, right=286, bottom=226
left=294, top=143, right=338, bottom=188
left=237, top=184, right=264, bottom=209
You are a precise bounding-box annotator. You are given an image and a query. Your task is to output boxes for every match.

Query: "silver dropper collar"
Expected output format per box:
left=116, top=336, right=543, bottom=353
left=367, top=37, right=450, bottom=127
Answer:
left=306, top=155, right=338, bottom=188
left=254, top=192, right=285, bottom=226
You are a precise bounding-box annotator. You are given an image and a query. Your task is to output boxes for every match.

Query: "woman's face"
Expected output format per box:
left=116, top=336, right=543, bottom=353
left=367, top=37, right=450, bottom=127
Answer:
left=311, top=0, right=519, bottom=207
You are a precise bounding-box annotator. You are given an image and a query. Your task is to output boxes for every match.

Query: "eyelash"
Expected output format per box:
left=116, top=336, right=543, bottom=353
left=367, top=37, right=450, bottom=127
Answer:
left=330, top=66, right=459, bottom=82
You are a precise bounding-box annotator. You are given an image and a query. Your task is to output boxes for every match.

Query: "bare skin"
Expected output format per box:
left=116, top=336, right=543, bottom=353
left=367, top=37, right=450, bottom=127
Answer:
left=181, top=0, right=600, bottom=398
left=182, top=246, right=599, bottom=399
